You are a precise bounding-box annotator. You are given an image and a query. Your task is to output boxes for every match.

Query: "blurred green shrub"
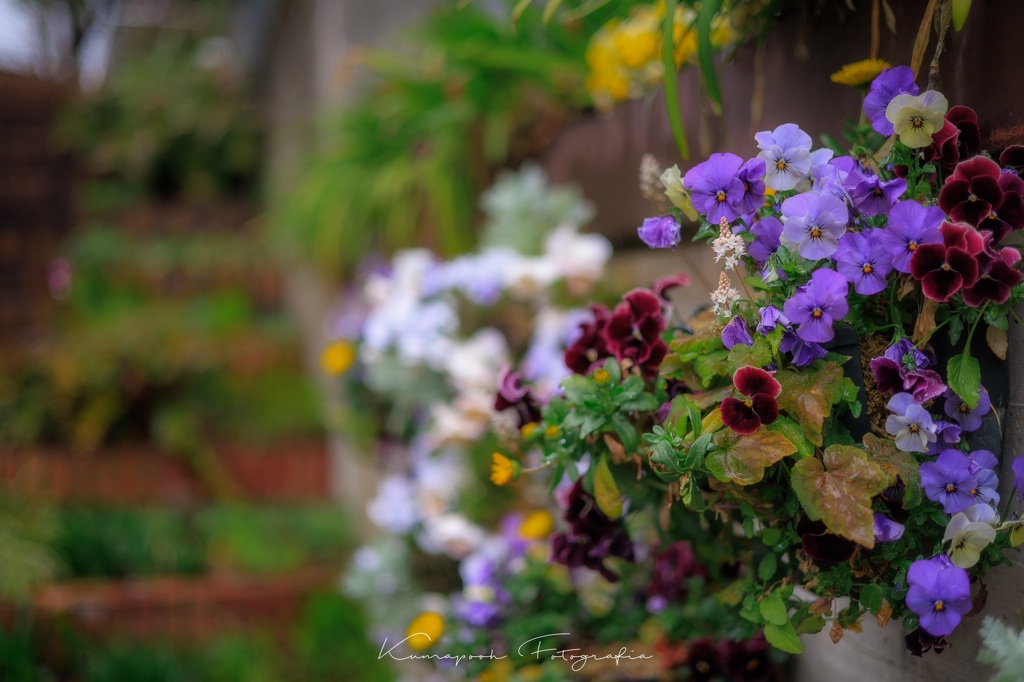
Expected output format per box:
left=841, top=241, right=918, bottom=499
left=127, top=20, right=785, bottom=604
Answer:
left=52, top=504, right=353, bottom=579
left=292, top=592, right=395, bottom=682
left=274, top=1, right=629, bottom=278
left=0, top=490, right=59, bottom=600
left=57, top=35, right=260, bottom=203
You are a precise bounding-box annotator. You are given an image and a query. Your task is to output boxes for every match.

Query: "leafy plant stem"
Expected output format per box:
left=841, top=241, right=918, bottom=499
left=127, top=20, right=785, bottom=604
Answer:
left=662, top=0, right=690, bottom=160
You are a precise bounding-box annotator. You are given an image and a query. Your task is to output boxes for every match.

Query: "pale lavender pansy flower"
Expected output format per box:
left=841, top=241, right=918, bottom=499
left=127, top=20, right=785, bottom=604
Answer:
left=756, top=123, right=814, bottom=191
left=885, top=392, right=937, bottom=453
left=721, top=315, right=753, bottom=350
left=757, top=306, right=788, bottom=335
left=1013, top=454, right=1024, bottom=499
left=780, top=192, right=850, bottom=260
left=780, top=331, right=828, bottom=367
left=874, top=513, right=906, bottom=543
left=850, top=174, right=908, bottom=217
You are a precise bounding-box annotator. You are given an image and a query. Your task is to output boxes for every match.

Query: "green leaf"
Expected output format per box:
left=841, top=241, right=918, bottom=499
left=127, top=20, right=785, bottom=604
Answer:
left=707, top=429, right=797, bottom=485
left=948, top=351, right=981, bottom=410
left=860, top=584, right=884, bottom=614
left=795, top=614, right=826, bottom=635
left=610, top=413, right=639, bottom=453
left=952, top=0, right=972, bottom=31
left=791, top=445, right=893, bottom=547
left=763, top=621, right=804, bottom=654
left=694, top=0, right=724, bottom=115
left=693, top=350, right=730, bottom=387
left=511, top=0, right=533, bottom=27
left=727, top=337, right=773, bottom=372
left=541, top=0, right=563, bottom=24
left=862, top=434, right=922, bottom=509
left=561, top=374, right=600, bottom=407
left=593, top=455, right=622, bottom=519
left=759, top=591, right=789, bottom=626
left=767, top=416, right=814, bottom=459
left=662, top=0, right=690, bottom=159
left=775, top=362, right=846, bottom=446
left=757, top=554, right=778, bottom=582
left=688, top=431, right=714, bottom=466
left=681, top=476, right=706, bottom=511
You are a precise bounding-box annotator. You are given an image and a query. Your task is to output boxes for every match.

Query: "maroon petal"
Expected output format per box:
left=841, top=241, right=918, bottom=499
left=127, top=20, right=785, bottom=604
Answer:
left=734, top=365, right=781, bottom=399
left=909, top=243, right=948, bottom=280
left=623, top=289, right=664, bottom=320
left=1000, top=144, right=1024, bottom=172
left=946, top=246, right=981, bottom=288
left=947, top=105, right=980, bottom=158
left=652, top=273, right=692, bottom=300
left=904, top=369, right=947, bottom=403
left=870, top=357, right=903, bottom=393
left=721, top=397, right=762, bottom=435
left=921, top=268, right=964, bottom=303
left=750, top=393, right=780, bottom=426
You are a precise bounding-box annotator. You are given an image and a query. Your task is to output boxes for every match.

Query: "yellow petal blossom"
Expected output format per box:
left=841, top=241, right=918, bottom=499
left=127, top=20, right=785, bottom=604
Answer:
left=614, top=23, right=660, bottom=69
left=406, top=611, right=444, bottom=651
left=490, top=453, right=520, bottom=486
left=944, top=512, right=996, bottom=568
left=319, top=339, right=356, bottom=376
left=519, top=510, right=555, bottom=540
left=830, top=58, right=891, bottom=87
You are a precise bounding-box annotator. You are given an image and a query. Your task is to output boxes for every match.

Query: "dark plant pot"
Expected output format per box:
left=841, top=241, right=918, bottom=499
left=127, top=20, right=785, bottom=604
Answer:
left=930, top=327, right=1008, bottom=457
left=823, top=325, right=873, bottom=442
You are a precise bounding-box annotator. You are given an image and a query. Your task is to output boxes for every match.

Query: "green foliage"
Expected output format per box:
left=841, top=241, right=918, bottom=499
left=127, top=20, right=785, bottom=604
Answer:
left=57, top=33, right=260, bottom=203
left=0, top=490, right=59, bottom=599
left=273, top=1, right=607, bottom=277
left=978, top=617, right=1024, bottom=682
left=292, top=593, right=396, bottom=682
left=53, top=504, right=353, bottom=579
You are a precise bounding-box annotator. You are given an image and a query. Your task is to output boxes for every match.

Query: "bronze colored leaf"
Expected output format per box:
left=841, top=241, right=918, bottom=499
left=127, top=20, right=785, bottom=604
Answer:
left=986, top=325, right=1008, bottom=361
left=862, top=434, right=922, bottom=508
left=791, top=445, right=893, bottom=548
left=706, top=428, right=797, bottom=486
left=775, top=362, right=845, bottom=446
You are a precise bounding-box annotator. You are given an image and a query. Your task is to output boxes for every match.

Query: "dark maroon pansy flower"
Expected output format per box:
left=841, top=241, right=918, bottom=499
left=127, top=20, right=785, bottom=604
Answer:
left=686, top=638, right=724, bottom=682
left=494, top=369, right=542, bottom=428
left=879, top=476, right=910, bottom=522
left=947, top=106, right=981, bottom=158
left=652, top=272, right=692, bottom=300
left=939, top=157, right=1005, bottom=227
left=905, top=627, right=951, bottom=657
left=647, top=541, right=706, bottom=605
left=924, top=119, right=961, bottom=172
left=720, top=366, right=781, bottom=435
left=604, top=289, right=668, bottom=378
left=798, top=518, right=856, bottom=564
left=722, top=635, right=774, bottom=682
left=564, top=304, right=612, bottom=375
left=961, top=241, right=1023, bottom=307
left=1000, top=145, right=1024, bottom=174
left=909, top=221, right=984, bottom=302
left=977, top=171, right=1024, bottom=243
left=551, top=480, right=635, bottom=582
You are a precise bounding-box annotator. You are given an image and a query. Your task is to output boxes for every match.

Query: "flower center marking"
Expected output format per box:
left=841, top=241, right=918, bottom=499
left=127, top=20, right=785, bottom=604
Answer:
left=969, top=194, right=978, bottom=203
left=812, top=308, right=823, bottom=318
left=908, top=241, right=918, bottom=251
left=934, top=600, right=945, bottom=612
left=941, top=263, right=951, bottom=271
left=989, top=211, right=998, bottom=220
left=716, top=190, right=727, bottom=203
left=862, top=263, right=873, bottom=274
left=776, top=160, right=787, bottom=171
left=910, top=424, right=920, bottom=433
left=945, top=483, right=956, bottom=493
left=959, top=403, right=969, bottom=414
left=911, top=115, right=925, bottom=129
left=956, top=539, right=967, bottom=550
left=810, top=227, right=822, bottom=238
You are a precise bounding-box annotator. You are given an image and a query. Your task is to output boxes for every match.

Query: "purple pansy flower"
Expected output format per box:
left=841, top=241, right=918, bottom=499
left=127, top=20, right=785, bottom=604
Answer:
left=683, top=153, right=745, bottom=224
left=749, top=216, right=784, bottom=262
left=757, top=306, right=788, bottom=335
left=734, top=158, right=767, bottom=218
left=966, top=450, right=1001, bottom=507
left=782, top=268, right=849, bottom=343
left=813, top=156, right=866, bottom=203
left=944, top=387, right=991, bottom=432
left=927, top=420, right=963, bottom=456
left=921, top=450, right=980, bottom=513
left=834, top=229, right=894, bottom=295
left=905, top=554, right=971, bottom=637
left=1012, top=454, right=1024, bottom=498
left=851, top=174, right=908, bottom=217
left=874, top=513, right=906, bottom=543
left=780, top=330, right=828, bottom=366
left=756, top=123, right=813, bottom=191
left=721, top=315, right=753, bottom=350
left=885, top=392, right=938, bottom=453
left=638, top=215, right=681, bottom=249
left=870, top=338, right=946, bottom=403
left=780, top=192, right=850, bottom=260
left=882, top=200, right=945, bottom=273
left=864, top=66, right=920, bottom=136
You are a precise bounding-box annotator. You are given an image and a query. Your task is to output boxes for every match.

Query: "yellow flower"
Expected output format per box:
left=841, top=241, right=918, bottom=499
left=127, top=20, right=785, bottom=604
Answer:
left=520, top=422, right=539, bottom=439
left=585, top=66, right=632, bottom=106
left=406, top=611, right=444, bottom=651
left=710, top=15, right=738, bottom=47
left=614, top=23, right=660, bottom=69
left=544, top=425, right=562, bottom=440
left=490, top=453, right=520, bottom=486
left=519, top=510, right=555, bottom=540
left=593, top=368, right=611, bottom=385
left=319, top=339, right=356, bottom=376
left=478, top=659, right=515, bottom=682
left=830, top=58, right=891, bottom=87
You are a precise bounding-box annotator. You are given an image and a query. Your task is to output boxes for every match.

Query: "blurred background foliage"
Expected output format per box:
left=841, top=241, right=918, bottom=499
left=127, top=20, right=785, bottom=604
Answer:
left=272, top=0, right=645, bottom=279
